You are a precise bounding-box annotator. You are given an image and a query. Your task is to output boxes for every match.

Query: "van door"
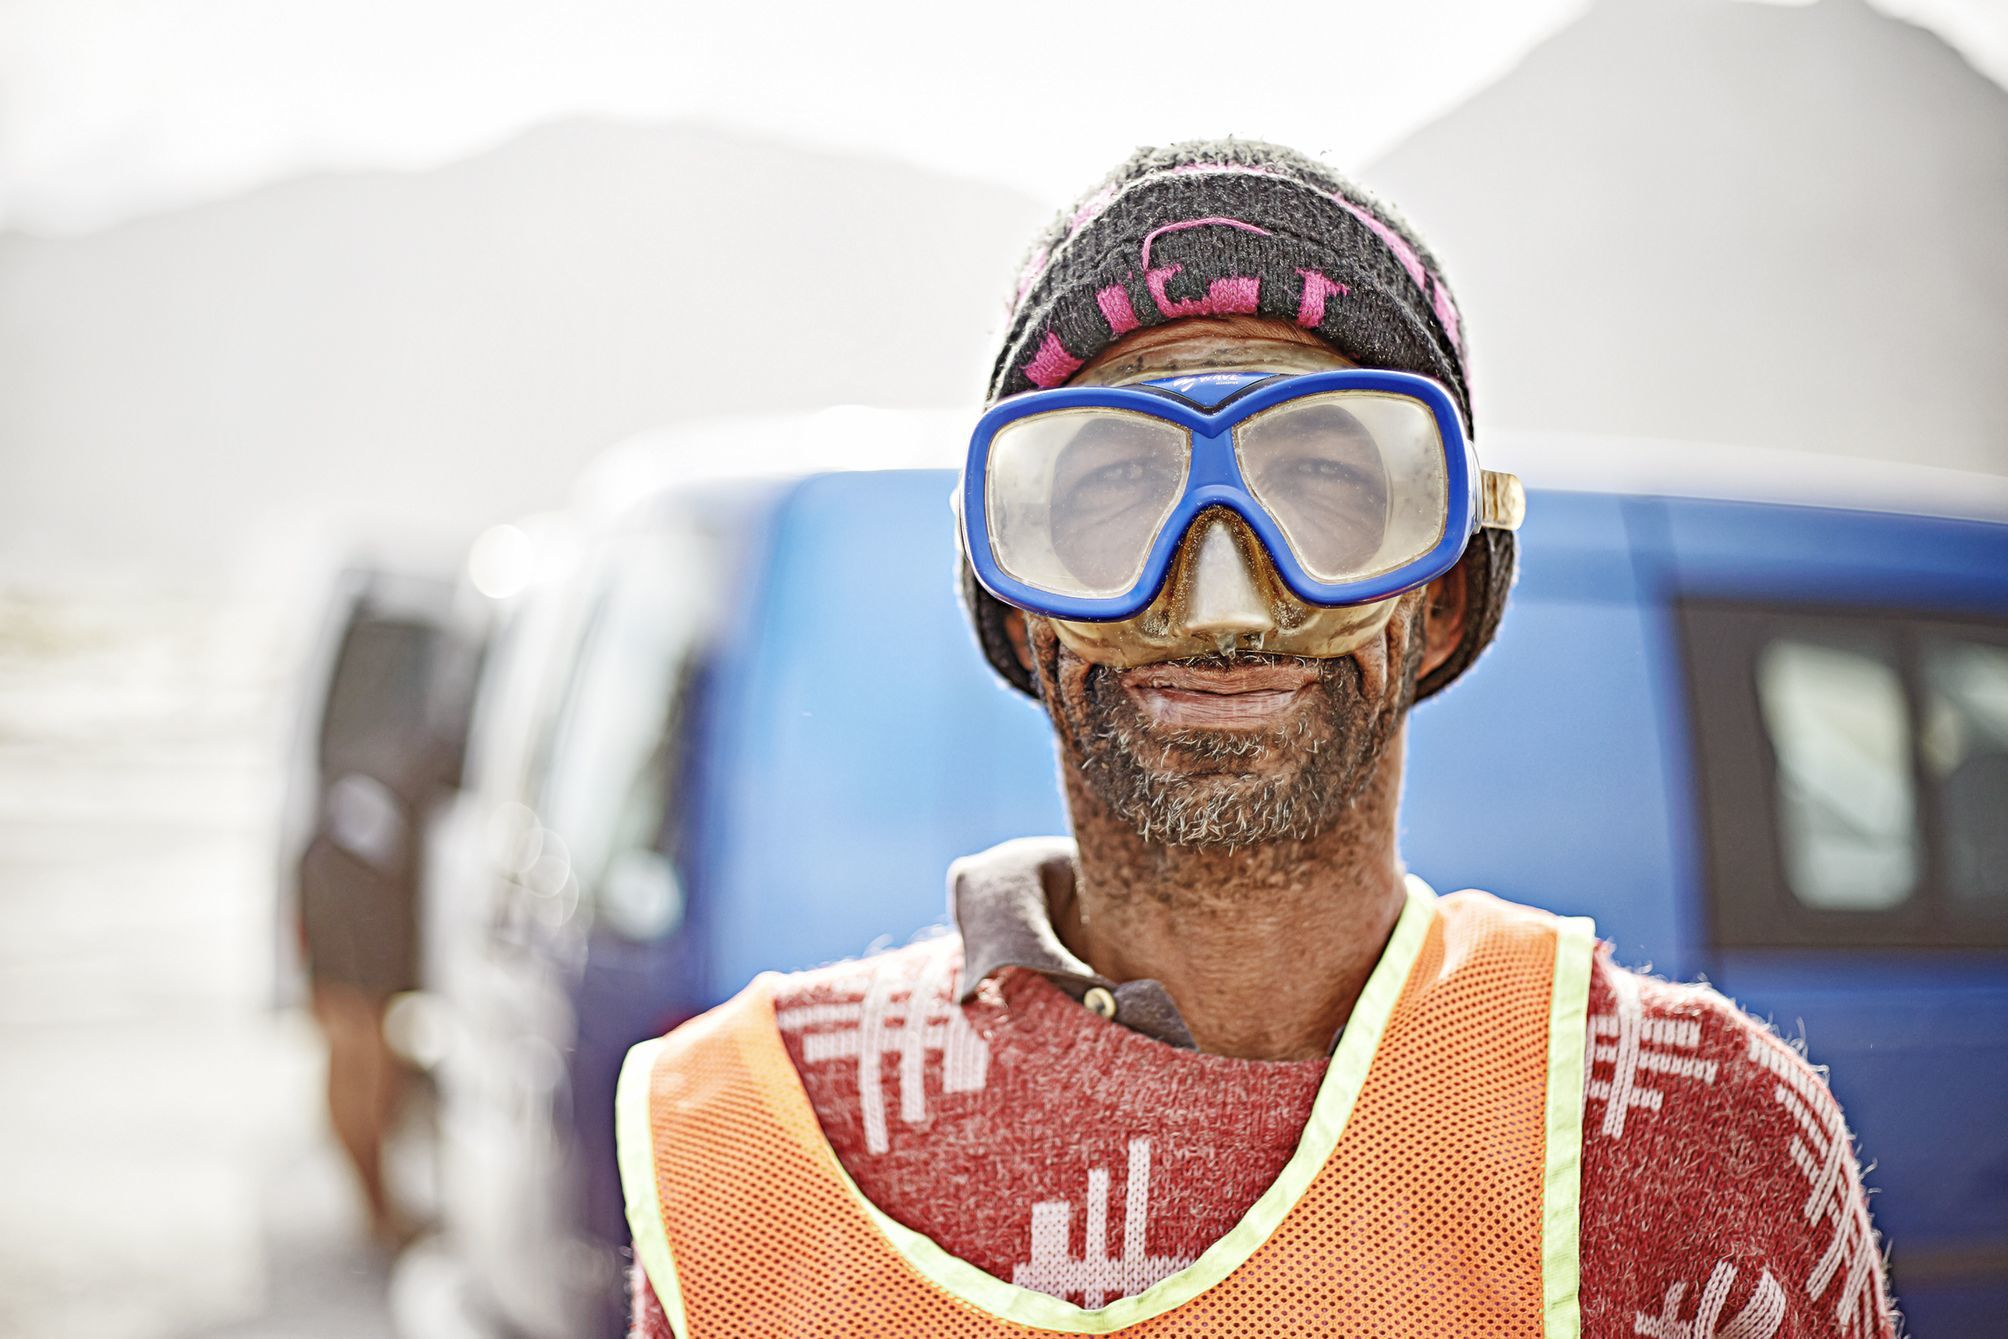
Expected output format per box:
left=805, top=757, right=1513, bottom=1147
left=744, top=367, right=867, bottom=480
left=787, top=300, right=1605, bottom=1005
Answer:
left=1660, top=496, right=2008, bottom=1333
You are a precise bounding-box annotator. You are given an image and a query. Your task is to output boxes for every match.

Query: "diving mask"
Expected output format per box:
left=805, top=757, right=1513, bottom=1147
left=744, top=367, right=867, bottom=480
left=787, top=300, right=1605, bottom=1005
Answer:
left=957, top=368, right=1523, bottom=667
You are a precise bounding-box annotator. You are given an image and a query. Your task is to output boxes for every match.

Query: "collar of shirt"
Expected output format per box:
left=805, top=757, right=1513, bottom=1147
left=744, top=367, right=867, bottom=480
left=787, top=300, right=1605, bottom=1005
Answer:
left=949, top=836, right=1201, bottom=1050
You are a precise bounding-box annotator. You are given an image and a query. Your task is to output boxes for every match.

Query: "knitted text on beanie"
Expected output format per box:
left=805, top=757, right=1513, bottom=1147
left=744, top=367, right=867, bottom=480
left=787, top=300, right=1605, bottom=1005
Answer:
left=989, top=140, right=1469, bottom=417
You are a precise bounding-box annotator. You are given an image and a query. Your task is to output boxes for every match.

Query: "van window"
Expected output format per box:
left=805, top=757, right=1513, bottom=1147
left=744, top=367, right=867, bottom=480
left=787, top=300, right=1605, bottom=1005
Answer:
left=1755, top=635, right=1918, bottom=912
left=1922, top=638, right=2008, bottom=909
left=536, top=521, right=720, bottom=939
left=1680, top=601, right=2008, bottom=950
left=320, top=616, right=439, bottom=779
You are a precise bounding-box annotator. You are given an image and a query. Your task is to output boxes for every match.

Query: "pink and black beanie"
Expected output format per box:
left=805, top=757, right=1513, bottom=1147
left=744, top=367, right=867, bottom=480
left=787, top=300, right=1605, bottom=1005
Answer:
left=963, top=138, right=1515, bottom=703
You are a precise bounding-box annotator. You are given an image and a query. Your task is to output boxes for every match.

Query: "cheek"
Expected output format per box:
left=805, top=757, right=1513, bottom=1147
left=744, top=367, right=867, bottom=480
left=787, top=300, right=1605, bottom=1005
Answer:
left=1353, top=598, right=1425, bottom=705
left=1028, top=619, right=1092, bottom=712
left=1353, top=631, right=1391, bottom=702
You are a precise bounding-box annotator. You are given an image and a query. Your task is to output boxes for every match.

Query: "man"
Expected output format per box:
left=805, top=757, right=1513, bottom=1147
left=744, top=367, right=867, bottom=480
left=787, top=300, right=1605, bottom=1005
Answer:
left=620, top=141, right=1894, bottom=1337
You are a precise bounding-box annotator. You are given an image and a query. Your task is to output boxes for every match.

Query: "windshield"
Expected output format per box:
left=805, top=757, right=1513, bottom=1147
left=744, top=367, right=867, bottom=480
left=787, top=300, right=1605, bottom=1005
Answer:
left=536, top=520, right=720, bottom=930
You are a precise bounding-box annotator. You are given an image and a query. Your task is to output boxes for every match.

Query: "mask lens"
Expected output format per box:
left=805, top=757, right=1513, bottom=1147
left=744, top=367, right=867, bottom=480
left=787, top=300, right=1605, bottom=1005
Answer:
left=986, top=408, right=1189, bottom=598
left=1232, top=391, right=1448, bottom=583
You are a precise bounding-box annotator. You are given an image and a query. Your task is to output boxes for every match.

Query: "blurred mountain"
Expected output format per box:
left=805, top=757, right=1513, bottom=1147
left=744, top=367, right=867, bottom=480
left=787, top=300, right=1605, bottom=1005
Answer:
left=8, top=0, right=2004, bottom=593
left=0, top=122, right=1045, bottom=588
left=1368, top=0, right=2008, bottom=475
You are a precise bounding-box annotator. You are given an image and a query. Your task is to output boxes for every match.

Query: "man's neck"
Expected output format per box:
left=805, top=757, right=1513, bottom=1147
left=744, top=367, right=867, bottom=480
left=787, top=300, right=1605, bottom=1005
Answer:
left=1053, top=730, right=1411, bottom=1062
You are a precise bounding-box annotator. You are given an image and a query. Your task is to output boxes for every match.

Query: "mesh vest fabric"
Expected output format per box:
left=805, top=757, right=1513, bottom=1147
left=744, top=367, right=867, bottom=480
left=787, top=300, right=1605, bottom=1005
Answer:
left=618, top=890, right=1594, bottom=1337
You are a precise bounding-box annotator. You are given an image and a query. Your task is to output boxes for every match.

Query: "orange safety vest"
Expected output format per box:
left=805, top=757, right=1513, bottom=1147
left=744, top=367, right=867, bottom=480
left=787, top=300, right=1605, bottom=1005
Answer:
left=618, top=882, right=1595, bottom=1337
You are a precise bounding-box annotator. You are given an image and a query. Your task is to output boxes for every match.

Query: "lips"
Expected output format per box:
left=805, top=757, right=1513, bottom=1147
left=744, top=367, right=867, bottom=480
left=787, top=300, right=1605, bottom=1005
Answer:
left=1120, top=659, right=1320, bottom=730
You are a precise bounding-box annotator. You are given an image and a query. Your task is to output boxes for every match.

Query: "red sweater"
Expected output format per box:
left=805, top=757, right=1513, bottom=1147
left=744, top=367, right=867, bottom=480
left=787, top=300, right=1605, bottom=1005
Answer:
left=631, top=933, right=1893, bottom=1337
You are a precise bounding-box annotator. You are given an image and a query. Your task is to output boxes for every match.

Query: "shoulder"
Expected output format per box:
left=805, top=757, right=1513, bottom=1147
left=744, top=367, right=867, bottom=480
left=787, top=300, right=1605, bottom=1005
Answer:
left=1583, top=954, right=1846, bottom=1152
left=1580, top=954, right=1894, bottom=1338
left=762, top=933, right=982, bottom=1087
left=629, top=933, right=967, bottom=1084
left=766, top=931, right=967, bottom=1019
left=621, top=932, right=973, bottom=1159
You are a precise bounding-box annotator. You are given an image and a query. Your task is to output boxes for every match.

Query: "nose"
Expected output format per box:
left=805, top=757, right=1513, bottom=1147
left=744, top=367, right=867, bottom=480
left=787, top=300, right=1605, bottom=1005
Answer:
left=1173, top=514, right=1277, bottom=651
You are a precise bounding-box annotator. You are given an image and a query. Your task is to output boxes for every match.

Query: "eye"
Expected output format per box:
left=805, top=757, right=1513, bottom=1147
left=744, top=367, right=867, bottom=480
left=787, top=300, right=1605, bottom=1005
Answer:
left=1279, top=454, right=1374, bottom=491
left=1077, top=457, right=1157, bottom=493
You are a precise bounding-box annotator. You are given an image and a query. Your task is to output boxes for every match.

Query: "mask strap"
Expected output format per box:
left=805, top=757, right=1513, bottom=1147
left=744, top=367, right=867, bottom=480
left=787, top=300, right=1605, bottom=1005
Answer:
left=1480, top=470, right=1525, bottom=531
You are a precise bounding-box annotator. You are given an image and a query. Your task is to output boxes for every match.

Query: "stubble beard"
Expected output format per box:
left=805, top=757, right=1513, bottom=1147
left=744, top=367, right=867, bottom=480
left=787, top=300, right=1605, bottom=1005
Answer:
left=1054, top=641, right=1419, bottom=849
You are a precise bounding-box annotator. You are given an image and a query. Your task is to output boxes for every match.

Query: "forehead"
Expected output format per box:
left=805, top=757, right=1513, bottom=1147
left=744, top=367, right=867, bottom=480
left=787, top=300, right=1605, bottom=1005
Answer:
left=1072, top=317, right=1356, bottom=388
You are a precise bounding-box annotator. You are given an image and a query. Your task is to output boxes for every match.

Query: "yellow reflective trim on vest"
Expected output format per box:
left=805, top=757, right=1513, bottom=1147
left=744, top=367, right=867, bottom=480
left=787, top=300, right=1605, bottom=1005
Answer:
left=807, top=877, right=1441, bottom=1334
left=1541, top=914, right=1597, bottom=1339
left=617, top=1036, right=690, bottom=1339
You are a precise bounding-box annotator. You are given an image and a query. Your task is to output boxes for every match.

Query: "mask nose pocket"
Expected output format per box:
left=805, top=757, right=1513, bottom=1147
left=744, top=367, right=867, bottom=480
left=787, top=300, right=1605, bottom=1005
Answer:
left=1171, top=511, right=1279, bottom=651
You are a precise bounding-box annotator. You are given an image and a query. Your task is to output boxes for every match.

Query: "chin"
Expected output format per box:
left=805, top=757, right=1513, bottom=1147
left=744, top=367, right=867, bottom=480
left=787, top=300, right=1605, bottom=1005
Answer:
left=1085, top=685, right=1377, bottom=847
left=1151, top=771, right=1334, bottom=848
left=1042, top=632, right=1409, bottom=847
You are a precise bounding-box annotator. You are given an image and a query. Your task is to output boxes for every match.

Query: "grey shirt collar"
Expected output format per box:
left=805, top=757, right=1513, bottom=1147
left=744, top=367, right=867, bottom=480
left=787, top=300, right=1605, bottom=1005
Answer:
left=949, top=836, right=1198, bottom=1050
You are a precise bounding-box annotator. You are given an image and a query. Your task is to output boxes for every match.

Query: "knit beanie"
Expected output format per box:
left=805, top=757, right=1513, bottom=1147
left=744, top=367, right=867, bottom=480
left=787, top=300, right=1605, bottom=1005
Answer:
left=961, top=138, right=1514, bottom=703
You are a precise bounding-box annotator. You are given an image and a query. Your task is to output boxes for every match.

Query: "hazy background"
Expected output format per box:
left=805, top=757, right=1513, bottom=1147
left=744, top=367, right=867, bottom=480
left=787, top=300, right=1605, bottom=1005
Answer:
left=1, top=0, right=2003, bottom=1334
left=3, top=0, right=2003, bottom=591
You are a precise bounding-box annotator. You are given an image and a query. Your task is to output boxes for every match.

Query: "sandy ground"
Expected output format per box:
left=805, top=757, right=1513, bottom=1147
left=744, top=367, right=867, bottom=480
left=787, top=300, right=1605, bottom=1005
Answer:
left=0, top=594, right=396, bottom=1339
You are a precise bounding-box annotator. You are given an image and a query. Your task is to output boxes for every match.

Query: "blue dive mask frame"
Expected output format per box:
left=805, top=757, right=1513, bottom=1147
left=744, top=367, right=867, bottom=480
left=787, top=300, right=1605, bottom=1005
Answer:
left=959, top=368, right=1508, bottom=622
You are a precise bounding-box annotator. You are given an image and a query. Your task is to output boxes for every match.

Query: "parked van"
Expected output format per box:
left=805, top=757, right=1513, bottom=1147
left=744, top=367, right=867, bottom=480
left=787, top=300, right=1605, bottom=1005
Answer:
left=403, top=415, right=2008, bottom=1338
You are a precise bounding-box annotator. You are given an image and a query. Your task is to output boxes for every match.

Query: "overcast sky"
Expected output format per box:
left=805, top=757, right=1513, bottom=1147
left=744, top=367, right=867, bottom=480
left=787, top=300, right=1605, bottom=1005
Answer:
left=2, top=0, right=2003, bottom=236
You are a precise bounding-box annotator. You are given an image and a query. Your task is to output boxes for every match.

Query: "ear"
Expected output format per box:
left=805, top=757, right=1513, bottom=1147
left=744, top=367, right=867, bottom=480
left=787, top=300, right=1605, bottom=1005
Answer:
left=1003, top=609, right=1036, bottom=675
left=1417, top=556, right=1472, bottom=681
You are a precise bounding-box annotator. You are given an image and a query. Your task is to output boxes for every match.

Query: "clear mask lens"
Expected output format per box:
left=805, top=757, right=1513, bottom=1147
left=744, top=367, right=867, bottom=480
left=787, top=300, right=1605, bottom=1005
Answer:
left=1232, top=391, right=1448, bottom=583
left=985, top=408, right=1188, bottom=597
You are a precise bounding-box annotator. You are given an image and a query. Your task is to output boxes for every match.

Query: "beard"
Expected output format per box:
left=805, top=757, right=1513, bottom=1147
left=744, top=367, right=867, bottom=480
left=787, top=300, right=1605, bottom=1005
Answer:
left=1048, top=637, right=1421, bottom=849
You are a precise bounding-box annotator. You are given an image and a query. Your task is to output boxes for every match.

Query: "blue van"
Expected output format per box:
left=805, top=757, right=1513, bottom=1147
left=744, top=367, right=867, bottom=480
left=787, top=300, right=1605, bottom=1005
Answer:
left=416, top=417, right=2008, bottom=1337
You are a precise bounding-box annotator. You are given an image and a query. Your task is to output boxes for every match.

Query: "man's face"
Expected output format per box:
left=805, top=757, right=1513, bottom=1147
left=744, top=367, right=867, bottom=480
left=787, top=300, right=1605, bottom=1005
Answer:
left=1012, top=317, right=1443, bottom=848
